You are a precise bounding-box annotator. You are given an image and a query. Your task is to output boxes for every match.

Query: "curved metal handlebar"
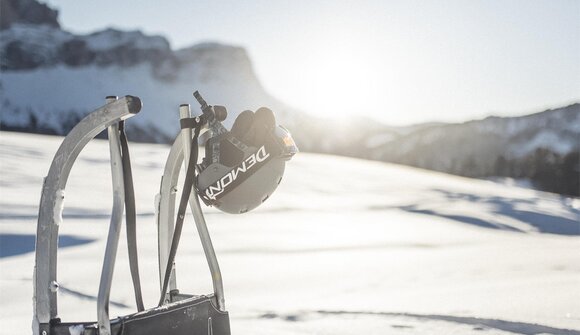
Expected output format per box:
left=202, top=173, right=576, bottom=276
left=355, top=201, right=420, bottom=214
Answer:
left=33, top=96, right=141, bottom=335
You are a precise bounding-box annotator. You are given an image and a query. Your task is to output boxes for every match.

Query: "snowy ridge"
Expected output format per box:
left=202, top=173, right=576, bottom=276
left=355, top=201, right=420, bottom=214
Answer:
left=362, top=103, right=580, bottom=195
left=475, top=106, right=580, bottom=157
left=0, top=22, right=293, bottom=142
left=0, top=62, right=278, bottom=140
left=0, top=24, right=72, bottom=68
left=83, top=28, right=169, bottom=51
left=369, top=104, right=580, bottom=159
left=0, top=24, right=171, bottom=70
left=0, top=0, right=287, bottom=139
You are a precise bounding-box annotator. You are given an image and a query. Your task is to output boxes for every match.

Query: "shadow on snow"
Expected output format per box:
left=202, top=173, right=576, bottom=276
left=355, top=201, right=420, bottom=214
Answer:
left=259, top=310, right=580, bottom=335
left=0, top=233, right=94, bottom=258
left=398, top=189, right=580, bottom=236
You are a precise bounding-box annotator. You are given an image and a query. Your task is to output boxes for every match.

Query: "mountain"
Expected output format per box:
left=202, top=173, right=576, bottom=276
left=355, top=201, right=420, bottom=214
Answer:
left=0, top=0, right=578, bottom=196
left=297, top=104, right=579, bottom=196
left=365, top=104, right=580, bottom=196
left=369, top=104, right=579, bottom=165
left=0, top=0, right=59, bottom=30
left=0, top=0, right=298, bottom=142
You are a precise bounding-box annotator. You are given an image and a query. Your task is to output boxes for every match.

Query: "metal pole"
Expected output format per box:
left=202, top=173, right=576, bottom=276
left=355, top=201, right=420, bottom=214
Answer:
left=97, top=96, right=125, bottom=335
left=156, top=163, right=178, bottom=298
left=179, top=105, right=226, bottom=311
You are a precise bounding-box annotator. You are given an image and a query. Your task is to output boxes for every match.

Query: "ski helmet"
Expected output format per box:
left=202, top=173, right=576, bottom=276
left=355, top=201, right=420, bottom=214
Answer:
left=196, top=107, right=298, bottom=214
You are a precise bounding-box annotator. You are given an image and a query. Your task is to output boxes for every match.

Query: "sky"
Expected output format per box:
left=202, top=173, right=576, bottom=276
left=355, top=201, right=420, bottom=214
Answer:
left=43, top=0, right=580, bottom=125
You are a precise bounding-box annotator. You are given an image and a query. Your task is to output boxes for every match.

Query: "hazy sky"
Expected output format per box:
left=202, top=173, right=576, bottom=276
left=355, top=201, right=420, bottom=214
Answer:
left=44, top=0, right=579, bottom=125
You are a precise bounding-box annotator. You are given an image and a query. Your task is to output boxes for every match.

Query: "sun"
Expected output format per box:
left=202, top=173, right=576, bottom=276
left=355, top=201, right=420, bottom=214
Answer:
left=258, top=20, right=417, bottom=125
left=298, top=42, right=384, bottom=120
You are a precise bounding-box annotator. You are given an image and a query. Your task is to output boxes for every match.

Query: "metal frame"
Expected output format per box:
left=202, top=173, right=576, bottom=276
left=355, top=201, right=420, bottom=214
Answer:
left=34, top=96, right=228, bottom=335
left=33, top=96, right=141, bottom=335
left=156, top=104, right=225, bottom=311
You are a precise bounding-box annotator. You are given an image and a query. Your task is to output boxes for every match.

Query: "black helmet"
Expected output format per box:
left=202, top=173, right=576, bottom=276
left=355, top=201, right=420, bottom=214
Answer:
left=196, top=105, right=298, bottom=214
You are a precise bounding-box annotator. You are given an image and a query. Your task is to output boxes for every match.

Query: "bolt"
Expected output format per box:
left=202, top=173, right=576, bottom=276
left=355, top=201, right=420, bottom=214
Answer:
left=50, top=281, right=59, bottom=292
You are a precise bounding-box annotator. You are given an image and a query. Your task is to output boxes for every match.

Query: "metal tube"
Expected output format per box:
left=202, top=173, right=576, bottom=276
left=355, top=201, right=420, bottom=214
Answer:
left=156, top=157, right=179, bottom=296
left=97, top=96, right=125, bottom=335
left=189, top=180, right=226, bottom=310
left=179, top=105, right=226, bottom=311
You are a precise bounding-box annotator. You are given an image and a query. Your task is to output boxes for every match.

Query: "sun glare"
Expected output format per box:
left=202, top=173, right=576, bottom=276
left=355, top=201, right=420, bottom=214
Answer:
left=276, top=25, right=417, bottom=124
left=298, top=39, right=387, bottom=120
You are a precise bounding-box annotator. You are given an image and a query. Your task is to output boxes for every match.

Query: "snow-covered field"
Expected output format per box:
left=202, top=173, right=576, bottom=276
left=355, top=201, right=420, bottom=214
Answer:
left=0, top=131, right=579, bottom=334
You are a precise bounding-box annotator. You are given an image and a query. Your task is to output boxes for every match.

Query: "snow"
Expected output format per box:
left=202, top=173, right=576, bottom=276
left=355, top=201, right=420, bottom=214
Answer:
left=0, top=24, right=168, bottom=57
left=0, top=61, right=280, bottom=138
left=0, top=62, right=273, bottom=136
left=84, top=29, right=169, bottom=51
left=0, top=24, right=73, bottom=67
left=0, top=131, right=579, bottom=334
left=515, top=130, right=575, bottom=157
left=67, top=324, right=84, bottom=335
left=0, top=24, right=73, bottom=50
left=365, top=133, right=395, bottom=148
left=486, top=177, right=534, bottom=190
left=476, top=108, right=580, bottom=157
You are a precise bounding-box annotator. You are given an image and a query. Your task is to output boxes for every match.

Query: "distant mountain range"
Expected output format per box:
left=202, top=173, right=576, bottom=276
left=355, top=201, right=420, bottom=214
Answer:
left=367, top=104, right=580, bottom=196
left=1, top=0, right=578, bottom=196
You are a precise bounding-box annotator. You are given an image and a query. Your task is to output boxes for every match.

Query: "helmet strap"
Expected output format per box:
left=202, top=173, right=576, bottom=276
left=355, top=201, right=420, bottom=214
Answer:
left=158, top=123, right=202, bottom=306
